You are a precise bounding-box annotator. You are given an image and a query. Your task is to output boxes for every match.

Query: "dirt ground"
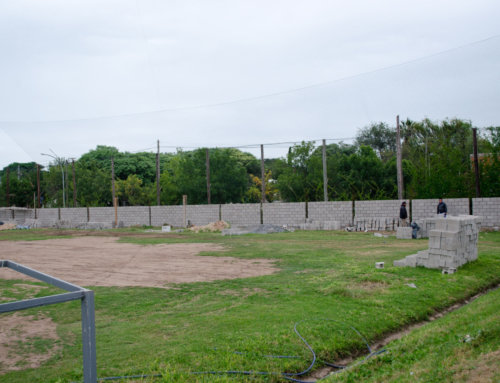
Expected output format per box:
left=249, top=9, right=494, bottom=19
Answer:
left=0, top=236, right=278, bottom=374
left=0, top=237, right=278, bottom=288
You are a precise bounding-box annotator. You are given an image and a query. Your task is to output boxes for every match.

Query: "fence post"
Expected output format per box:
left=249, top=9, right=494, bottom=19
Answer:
left=81, top=290, right=97, bottom=383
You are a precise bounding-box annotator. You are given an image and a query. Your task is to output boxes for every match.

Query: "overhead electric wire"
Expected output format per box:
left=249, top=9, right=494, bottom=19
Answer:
left=2, top=33, right=500, bottom=124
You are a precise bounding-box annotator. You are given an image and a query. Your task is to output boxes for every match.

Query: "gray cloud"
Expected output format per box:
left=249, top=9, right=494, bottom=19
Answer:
left=1, top=0, right=499, bottom=167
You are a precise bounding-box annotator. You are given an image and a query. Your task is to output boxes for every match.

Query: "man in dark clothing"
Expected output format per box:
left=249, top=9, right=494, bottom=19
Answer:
left=437, top=198, right=447, bottom=216
left=400, top=201, right=408, bottom=226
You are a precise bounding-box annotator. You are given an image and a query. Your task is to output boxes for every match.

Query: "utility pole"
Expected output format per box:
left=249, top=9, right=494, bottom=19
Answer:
left=206, top=148, right=211, bottom=204
left=156, top=140, right=161, bottom=206
left=111, top=157, right=116, bottom=204
left=65, top=160, right=69, bottom=208
left=260, top=144, right=266, bottom=203
left=37, top=164, right=41, bottom=208
left=472, top=128, right=481, bottom=197
left=71, top=159, right=77, bottom=207
left=6, top=167, right=10, bottom=207
left=396, top=115, right=404, bottom=200
left=322, top=139, right=328, bottom=202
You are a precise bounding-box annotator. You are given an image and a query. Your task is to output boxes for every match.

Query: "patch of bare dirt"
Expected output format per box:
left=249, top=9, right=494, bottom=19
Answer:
left=0, top=313, right=60, bottom=373
left=0, top=237, right=278, bottom=288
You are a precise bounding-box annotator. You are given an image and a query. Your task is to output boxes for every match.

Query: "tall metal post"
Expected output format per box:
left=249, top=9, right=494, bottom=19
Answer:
left=206, top=148, right=211, bottom=204
left=81, top=290, right=97, bottom=383
left=37, top=164, right=41, bottom=208
left=396, top=115, right=404, bottom=200
left=322, top=139, right=328, bottom=201
left=472, top=128, right=481, bottom=197
left=260, top=144, right=266, bottom=203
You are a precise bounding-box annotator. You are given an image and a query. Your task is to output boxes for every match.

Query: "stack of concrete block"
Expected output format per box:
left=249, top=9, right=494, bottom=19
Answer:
left=412, top=218, right=437, bottom=239
left=354, top=217, right=400, bottom=231
left=396, top=227, right=413, bottom=239
left=394, top=216, right=481, bottom=270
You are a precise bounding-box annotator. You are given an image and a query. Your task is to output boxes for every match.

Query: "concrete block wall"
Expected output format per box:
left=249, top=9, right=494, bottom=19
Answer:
left=0, top=209, right=10, bottom=221
left=308, top=201, right=353, bottom=226
left=151, top=206, right=185, bottom=227
left=88, top=207, right=115, bottom=225
left=472, top=198, right=500, bottom=228
left=186, top=204, right=220, bottom=226
left=354, top=200, right=404, bottom=219
left=7, top=197, right=500, bottom=229
left=221, top=203, right=261, bottom=226
left=60, top=208, right=88, bottom=224
left=263, top=202, right=306, bottom=225
left=37, top=208, right=60, bottom=227
left=117, top=206, right=151, bottom=226
left=412, top=198, right=469, bottom=220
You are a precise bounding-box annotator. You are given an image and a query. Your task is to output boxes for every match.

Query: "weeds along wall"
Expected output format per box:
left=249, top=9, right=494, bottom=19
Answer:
left=3, top=198, right=500, bottom=228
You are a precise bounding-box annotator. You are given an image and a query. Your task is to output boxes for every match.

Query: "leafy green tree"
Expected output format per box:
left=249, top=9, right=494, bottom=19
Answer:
left=404, top=119, right=475, bottom=198
left=116, top=174, right=153, bottom=206
left=355, top=122, right=396, bottom=162
left=478, top=126, right=500, bottom=197
left=276, top=141, right=320, bottom=202
left=72, top=162, right=112, bottom=206
left=0, top=162, right=39, bottom=207
left=169, top=148, right=249, bottom=204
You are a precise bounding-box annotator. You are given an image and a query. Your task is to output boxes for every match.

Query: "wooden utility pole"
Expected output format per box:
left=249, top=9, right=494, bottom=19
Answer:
left=183, top=194, right=187, bottom=227
left=65, top=161, right=69, bottom=208
left=111, top=157, right=116, bottom=204
left=205, top=148, right=211, bottom=204
left=37, top=164, right=41, bottom=208
left=6, top=167, right=10, bottom=207
left=322, top=139, right=328, bottom=201
left=396, top=115, right=404, bottom=200
left=156, top=140, right=161, bottom=206
left=71, top=160, right=77, bottom=207
left=260, top=144, right=266, bottom=203
left=114, top=197, right=118, bottom=228
left=472, top=128, right=481, bottom=197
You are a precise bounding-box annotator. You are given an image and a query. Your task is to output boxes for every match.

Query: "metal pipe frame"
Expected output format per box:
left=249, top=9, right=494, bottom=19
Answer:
left=0, top=260, right=97, bottom=383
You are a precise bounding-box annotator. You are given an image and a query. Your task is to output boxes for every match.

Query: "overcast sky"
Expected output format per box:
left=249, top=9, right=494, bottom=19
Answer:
left=1, top=0, right=500, bottom=168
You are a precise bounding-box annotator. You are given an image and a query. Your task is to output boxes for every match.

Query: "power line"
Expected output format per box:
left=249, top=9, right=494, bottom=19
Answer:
left=2, top=34, right=500, bottom=124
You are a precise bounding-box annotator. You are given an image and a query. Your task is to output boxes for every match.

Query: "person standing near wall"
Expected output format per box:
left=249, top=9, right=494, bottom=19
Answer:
left=399, top=201, right=408, bottom=226
left=437, top=198, right=447, bottom=217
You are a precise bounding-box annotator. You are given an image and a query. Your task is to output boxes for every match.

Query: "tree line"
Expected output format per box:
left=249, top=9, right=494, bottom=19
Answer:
left=1, top=118, right=499, bottom=208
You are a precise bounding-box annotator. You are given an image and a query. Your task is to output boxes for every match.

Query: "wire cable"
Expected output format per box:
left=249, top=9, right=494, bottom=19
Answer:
left=3, top=33, right=499, bottom=124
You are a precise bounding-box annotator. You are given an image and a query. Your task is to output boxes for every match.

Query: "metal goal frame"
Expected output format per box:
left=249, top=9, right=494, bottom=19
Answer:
left=0, top=260, right=96, bottom=383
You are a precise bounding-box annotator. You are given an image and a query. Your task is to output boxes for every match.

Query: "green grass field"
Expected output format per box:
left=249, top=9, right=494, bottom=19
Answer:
left=1, top=229, right=499, bottom=383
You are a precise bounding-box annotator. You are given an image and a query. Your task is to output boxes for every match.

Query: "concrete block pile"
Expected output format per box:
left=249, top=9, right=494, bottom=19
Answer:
left=354, top=217, right=401, bottom=231
left=394, top=215, right=481, bottom=270
left=396, top=227, right=413, bottom=239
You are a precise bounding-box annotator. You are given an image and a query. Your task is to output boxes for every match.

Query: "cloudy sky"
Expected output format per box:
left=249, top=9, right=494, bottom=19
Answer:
left=1, top=0, right=499, bottom=168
